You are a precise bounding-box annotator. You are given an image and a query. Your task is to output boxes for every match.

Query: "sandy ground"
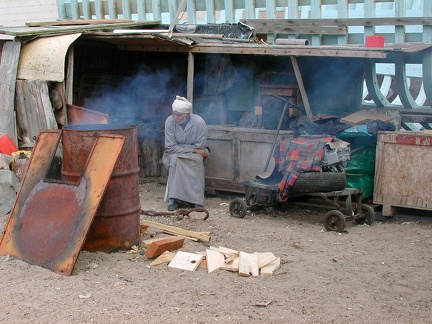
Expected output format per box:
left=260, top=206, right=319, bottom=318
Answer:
left=0, top=179, right=431, bottom=324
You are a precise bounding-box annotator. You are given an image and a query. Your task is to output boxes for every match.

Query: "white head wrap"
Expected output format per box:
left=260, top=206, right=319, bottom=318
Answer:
left=172, top=95, right=192, bottom=114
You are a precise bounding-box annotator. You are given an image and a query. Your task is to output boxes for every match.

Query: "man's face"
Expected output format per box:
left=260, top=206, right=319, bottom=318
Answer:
left=172, top=111, right=188, bottom=124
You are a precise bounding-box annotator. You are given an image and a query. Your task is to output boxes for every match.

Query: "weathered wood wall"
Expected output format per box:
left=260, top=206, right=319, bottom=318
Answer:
left=205, top=126, right=294, bottom=193
left=0, top=42, right=21, bottom=146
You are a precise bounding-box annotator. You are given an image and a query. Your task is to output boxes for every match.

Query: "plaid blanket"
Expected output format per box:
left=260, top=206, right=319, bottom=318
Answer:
left=273, top=135, right=334, bottom=202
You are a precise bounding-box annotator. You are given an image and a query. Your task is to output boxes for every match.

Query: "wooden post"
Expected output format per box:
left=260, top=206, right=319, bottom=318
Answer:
left=187, top=51, right=194, bottom=105
left=290, top=56, right=313, bottom=118
left=0, top=42, right=21, bottom=147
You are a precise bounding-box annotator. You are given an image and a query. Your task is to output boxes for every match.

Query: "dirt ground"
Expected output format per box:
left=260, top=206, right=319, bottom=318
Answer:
left=0, top=178, right=431, bottom=324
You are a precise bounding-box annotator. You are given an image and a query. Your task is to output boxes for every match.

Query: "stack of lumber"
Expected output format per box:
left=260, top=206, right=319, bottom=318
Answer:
left=148, top=245, right=280, bottom=276
left=140, top=220, right=280, bottom=276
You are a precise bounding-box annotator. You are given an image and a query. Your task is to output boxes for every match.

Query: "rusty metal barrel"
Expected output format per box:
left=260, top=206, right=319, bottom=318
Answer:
left=61, top=124, right=140, bottom=252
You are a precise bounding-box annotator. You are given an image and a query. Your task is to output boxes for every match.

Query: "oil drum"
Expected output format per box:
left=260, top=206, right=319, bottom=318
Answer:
left=61, top=124, right=140, bottom=252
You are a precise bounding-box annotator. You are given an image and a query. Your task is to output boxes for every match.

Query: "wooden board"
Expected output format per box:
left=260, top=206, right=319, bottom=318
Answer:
left=260, top=258, right=281, bottom=276
left=0, top=41, right=21, bottom=146
left=255, top=252, right=277, bottom=269
left=220, top=257, right=239, bottom=272
left=15, top=80, right=58, bottom=145
left=238, top=251, right=259, bottom=277
left=340, top=109, right=394, bottom=125
left=150, top=251, right=176, bottom=266
left=206, top=249, right=225, bottom=274
left=140, top=220, right=210, bottom=242
left=168, top=251, right=203, bottom=271
left=145, top=236, right=184, bottom=258
left=143, top=235, right=176, bottom=247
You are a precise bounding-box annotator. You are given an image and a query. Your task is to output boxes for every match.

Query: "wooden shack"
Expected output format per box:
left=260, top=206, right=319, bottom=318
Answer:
left=1, top=12, right=432, bottom=195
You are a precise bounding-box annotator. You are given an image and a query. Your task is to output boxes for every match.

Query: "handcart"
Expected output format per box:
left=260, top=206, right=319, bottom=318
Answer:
left=229, top=178, right=375, bottom=232
left=229, top=172, right=375, bottom=232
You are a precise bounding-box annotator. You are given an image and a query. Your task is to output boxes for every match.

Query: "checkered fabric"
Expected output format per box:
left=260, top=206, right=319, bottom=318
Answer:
left=273, top=135, right=334, bottom=202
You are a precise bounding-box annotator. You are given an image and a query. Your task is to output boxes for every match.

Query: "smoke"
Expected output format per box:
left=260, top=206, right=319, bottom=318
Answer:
left=83, top=65, right=178, bottom=133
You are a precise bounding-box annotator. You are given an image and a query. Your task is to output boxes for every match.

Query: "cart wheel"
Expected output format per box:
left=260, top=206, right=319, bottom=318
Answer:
left=324, top=210, right=346, bottom=232
left=229, top=198, right=248, bottom=218
left=355, top=204, right=375, bottom=225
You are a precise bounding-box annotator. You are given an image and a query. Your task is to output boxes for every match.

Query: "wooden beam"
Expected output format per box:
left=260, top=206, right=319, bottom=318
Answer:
left=144, top=236, right=185, bottom=258
left=187, top=52, right=194, bottom=104
left=290, top=56, right=313, bottom=118
left=190, top=44, right=387, bottom=59
left=241, top=17, right=432, bottom=28
left=140, top=220, right=211, bottom=242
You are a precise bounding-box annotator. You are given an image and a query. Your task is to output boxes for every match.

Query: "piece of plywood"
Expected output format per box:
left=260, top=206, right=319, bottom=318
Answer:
left=220, top=257, right=239, bottom=272
left=206, top=249, right=225, bottom=274
left=260, top=258, right=281, bottom=276
left=255, top=252, right=277, bottom=269
left=168, top=251, right=203, bottom=271
left=150, top=251, right=176, bottom=266
left=239, top=251, right=259, bottom=277
left=340, top=110, right=394, bottom=125
left=145, top=236, right=184, bottom=258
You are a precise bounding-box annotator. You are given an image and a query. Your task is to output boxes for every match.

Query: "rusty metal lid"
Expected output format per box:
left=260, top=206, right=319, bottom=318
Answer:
left=0, top=130, right=125, bottom=275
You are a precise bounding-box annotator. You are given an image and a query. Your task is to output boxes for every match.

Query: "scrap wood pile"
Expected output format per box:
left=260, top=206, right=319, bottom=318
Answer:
left=139, top=220, right=280, bottom=277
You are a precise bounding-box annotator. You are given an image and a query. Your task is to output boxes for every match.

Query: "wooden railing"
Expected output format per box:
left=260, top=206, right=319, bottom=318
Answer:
left=56, top=0, right=432, bottom=45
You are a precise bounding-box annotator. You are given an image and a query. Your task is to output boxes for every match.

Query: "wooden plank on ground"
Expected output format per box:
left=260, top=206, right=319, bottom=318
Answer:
left=143, top=235, right=175, bottom=247
left=218, top=246, right=239, bottom=256
left=220, top=257, right=239, bottom=272
left=0, top=41, right=21, bottom=146
left=260, top=258, right=281, bottom=276
left=239, top=251, right=259, bottom=277
left=255, top=252, right=277, bottom=269
left=145, top=236, right=184, bottom=258
left=206, top=249, right=225, bottom=274
left=140, top=220, right=211, bottom=242
left=150, top=251, right=176, bottom=266
left=168, top=251, right=203, bottom=271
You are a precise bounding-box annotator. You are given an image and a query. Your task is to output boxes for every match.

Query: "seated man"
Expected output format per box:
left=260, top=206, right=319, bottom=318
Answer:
left=163, top=96, right=209, bottom=211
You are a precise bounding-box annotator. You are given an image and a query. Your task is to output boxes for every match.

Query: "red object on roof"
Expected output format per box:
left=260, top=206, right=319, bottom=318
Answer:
left=365, top=36, right=385, bottom=48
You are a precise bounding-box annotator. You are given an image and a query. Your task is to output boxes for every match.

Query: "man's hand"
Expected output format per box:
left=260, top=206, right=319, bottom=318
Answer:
left=193, top=148, right=209, bottom=160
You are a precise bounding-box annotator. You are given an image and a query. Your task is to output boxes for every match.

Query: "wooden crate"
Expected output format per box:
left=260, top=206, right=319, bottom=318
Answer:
left=374, top=131, right=432, bottom=216
left=205, top=126, right=294, bottom=194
